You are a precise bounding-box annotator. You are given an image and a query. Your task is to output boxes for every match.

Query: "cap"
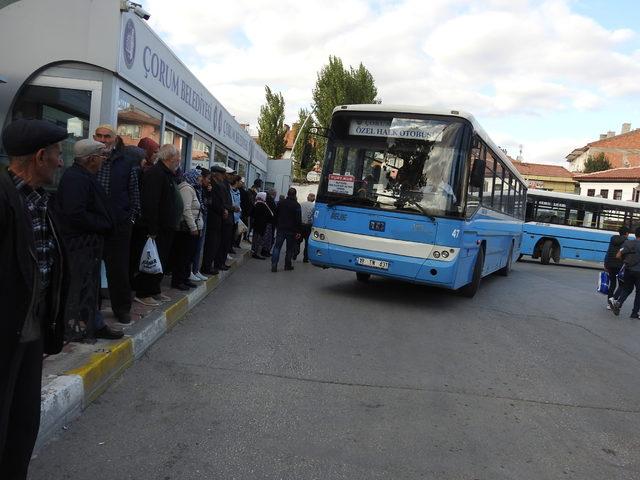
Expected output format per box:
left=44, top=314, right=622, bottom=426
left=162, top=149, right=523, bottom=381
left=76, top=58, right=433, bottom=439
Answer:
left=95, top=124, right=116, bottom=135
left=224, top=166, right=235, bottom=174
left=2, top=118, right=68, bottom=156
left=210, top=162, right=227, bottom=173
left=74, top=139, right=107, bottom=158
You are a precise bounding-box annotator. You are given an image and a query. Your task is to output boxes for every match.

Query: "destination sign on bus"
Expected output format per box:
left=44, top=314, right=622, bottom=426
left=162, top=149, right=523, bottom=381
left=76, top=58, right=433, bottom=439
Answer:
left=349, top=118, right=447, bottom=141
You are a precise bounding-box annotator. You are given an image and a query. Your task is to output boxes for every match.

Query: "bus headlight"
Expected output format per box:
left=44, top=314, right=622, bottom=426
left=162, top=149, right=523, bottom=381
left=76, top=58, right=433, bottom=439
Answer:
left=313, top=230, right=319, bottom=239
left=433, top=251, right=441, bottom=258
left=441, top=250, right=449, bottom=259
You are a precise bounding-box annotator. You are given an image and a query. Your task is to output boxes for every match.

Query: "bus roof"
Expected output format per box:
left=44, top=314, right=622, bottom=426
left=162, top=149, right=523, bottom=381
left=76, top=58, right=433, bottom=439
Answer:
left=528, top=188, right=640, bottom=210
left=333, top=104, right=526, bottom=185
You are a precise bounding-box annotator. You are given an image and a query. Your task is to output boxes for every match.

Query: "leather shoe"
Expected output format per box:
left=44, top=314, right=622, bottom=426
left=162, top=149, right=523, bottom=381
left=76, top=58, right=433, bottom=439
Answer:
left=252, top=253, right=265, bottom=260
left=116, top=313, right=132, bottom=324
left=172, top=284, right=190, bottom=291
left=184, top=280, right=198, bottom=288
left=219, top=265, right=231, bottom=271
left=284, top=265, right=294, bottom=271
left=95, top=325, right=124, bottom=340
left=271, top=265, right=277, bottom=272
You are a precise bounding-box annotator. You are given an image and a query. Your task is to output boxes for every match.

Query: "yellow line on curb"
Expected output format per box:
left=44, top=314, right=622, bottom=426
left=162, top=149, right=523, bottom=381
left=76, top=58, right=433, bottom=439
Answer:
left=165, top=296, right=189, bottom=330
left=66, top=338, right=134, bottom=404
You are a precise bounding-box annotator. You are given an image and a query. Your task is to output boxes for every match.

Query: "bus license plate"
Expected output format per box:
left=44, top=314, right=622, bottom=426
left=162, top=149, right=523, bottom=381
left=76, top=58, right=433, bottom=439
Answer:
left=356, top=257, right=389, bottom=270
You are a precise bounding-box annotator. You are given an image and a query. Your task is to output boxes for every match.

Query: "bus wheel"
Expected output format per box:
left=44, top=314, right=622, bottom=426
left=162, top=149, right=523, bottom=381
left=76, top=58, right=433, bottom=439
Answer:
left=460, top=248, right=484, bottom=298
left=499, top=244, right=514, bottom=276
left=541, top=240, right=553, bottom=265
left=356, top=272, right=371, bottom=282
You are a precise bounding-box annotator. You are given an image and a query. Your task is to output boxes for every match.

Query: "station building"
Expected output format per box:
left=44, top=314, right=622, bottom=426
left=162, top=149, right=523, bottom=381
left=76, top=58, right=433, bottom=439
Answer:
left=0, top=0, right=269, bottom=184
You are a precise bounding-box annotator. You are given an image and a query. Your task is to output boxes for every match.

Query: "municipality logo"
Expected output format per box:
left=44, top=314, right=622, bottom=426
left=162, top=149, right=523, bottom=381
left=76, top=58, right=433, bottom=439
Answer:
left=123, top=19, right=136, bottom=69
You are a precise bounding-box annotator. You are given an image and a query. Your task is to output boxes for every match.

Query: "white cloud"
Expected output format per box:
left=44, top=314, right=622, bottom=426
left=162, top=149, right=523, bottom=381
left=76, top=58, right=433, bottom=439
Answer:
left=144, top=0, right=639, bottom=164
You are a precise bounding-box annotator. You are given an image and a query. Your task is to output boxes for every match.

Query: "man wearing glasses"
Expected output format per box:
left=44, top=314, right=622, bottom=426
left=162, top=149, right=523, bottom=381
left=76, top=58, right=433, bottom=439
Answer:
left=93, top=125, right=140, bottom=325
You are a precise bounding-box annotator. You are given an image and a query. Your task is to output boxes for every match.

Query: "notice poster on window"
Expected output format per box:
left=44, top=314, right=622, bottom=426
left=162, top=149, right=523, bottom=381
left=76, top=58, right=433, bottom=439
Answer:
left=327, top=174, right=355, bottom=195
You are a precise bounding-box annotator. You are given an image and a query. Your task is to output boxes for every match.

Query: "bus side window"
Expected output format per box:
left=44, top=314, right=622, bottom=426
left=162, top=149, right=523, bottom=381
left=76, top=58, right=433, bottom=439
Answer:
left=483, top=150, right=495, bottom=207
left=494, top=161, right=504, bottom=211
left=466, top=142, right=484, bottom=215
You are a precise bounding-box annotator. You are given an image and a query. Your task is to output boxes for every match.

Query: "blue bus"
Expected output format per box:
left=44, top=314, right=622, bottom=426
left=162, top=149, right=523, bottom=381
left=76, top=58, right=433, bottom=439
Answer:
left=308, top=105, right=527, bottom=297
left=522, top=189, right=640, bottom=264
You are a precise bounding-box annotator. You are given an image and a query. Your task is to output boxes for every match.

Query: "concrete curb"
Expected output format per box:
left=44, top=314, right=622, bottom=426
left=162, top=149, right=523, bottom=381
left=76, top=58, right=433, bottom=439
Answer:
left=35, top=250, right=250, bottom=452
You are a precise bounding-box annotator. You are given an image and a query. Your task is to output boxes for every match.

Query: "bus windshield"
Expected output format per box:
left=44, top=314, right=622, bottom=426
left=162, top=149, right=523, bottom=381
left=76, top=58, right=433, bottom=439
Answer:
left=318, top=114, right=468, bottom=217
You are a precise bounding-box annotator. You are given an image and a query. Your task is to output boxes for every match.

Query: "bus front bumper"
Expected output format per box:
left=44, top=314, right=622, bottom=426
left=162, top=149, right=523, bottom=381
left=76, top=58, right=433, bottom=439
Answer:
left=308, top=238, right=459, bottom=288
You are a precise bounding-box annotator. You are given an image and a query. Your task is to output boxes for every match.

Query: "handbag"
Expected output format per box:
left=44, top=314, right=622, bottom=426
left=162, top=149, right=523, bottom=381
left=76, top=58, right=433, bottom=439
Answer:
left=236, top=219, right=248, bottom=236
left=597, top=271, right=609, bottom=295
left=139, top=237, right=163, bottom=274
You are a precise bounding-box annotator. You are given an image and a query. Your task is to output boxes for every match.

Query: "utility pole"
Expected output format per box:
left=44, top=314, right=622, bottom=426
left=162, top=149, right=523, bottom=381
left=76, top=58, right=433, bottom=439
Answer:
left=290, top=106, right=317, bottom=180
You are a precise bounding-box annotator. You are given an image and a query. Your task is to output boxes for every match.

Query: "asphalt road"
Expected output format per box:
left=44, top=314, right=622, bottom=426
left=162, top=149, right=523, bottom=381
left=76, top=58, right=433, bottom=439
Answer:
left=29, top=257, right=640, bottom=479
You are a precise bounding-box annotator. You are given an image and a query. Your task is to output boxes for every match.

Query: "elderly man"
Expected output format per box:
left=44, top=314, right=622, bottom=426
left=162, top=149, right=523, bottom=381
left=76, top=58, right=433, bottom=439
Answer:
left=201, top=163, right=230, bottom=275
left=0, top=119, right=69, bottom=479
left=132, top=144, right=182, bottom=304
left=93, top=124, right=140, bottom=324
left=56, top=139, right=122, bottom=340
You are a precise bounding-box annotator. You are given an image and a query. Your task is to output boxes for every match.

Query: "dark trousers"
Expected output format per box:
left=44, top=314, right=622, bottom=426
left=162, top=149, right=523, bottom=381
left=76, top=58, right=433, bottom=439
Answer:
left=171, top=231, right=198, bottom=286
left=202, top=225, right=221, bottom=273
left=272, top=230, right=295, bottom=268
left=0, top=338, right=44, bottom=479
left=216, top=222, right=233, bottom=268
left=133, top=230, right=175, bottom=297
left=607, top=266, right=621, bottom=299
left=103, top=221, right=132, bottom=317
left=295, top=224, right=312, bottom=261
left=617, top=270, right=640, bottom=315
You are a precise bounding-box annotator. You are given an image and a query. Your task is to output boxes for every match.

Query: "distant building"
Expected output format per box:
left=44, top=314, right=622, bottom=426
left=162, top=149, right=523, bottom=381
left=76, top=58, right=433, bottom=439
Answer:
left=566, top=123, right=640, bottom=172
left=250, top=123, right=298, bottom=159
left=511, top=160, right=576, bottom=192
left=573, top=166, right=640, bottom=202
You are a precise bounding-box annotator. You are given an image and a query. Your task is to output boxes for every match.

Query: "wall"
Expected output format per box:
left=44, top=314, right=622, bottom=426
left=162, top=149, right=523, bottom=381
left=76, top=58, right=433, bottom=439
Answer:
left=578, top=181, right=639, bottom=202
left=266, top=159, right=292, bottom=197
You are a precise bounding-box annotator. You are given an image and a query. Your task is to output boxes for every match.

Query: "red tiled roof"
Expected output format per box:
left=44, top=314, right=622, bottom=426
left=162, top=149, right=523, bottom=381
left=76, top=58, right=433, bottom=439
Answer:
left=285, top=124, right=296, bottom=149
left=573, top=166, right=640, bottom=181
left=587, top=129, right=640, bottom=149
left=512, top=161, right=574, bottom=179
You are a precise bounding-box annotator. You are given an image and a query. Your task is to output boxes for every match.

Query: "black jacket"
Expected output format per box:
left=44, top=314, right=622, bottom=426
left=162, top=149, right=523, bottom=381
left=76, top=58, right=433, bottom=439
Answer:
left=239, top=186, right=253, bottom=218
left=205, top=180, right=229, bottom=231
left=0, top=169, right=67, bottom=356
left=139, top=161, right=181, bottom=236
left=275, top=197, right=302, bottom=234
left=604, top=234, right=627, bottom=269
left=56, top=163, right=114, bottom=240
left=251, top=201, right=274, bottom=235
left=221, top=180, right=234, bottom=225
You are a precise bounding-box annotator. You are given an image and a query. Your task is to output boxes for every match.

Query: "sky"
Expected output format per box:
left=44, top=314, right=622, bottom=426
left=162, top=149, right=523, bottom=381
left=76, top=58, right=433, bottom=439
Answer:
left=145, top=0, right=640, bottom=165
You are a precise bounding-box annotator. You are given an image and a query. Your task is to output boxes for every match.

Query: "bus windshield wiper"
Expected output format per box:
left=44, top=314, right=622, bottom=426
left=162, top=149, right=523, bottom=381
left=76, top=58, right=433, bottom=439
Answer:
left=399, top=198, right=436, bottom=222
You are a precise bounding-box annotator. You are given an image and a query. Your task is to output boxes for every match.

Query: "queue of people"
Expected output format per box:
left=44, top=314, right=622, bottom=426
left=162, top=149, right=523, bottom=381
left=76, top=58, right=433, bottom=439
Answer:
left=0, top=117, right=318, bottom=479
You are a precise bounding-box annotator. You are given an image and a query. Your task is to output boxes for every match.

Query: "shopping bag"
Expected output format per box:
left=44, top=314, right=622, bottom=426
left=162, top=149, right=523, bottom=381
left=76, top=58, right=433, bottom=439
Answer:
left=139, top=237, right=163, bottom=274
left=596, top=271, right=609, bottom=295
left=236, top=219, right=248, bottom=236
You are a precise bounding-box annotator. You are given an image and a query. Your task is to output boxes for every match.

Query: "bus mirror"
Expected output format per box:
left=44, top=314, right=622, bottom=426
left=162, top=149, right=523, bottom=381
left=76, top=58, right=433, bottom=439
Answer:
left=470, top=158, right=485, bottom=188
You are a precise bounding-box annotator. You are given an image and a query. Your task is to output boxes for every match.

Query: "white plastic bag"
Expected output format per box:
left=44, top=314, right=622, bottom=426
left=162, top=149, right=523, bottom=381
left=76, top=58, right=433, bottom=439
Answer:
left=139, top=237, right=163, bottom=274
left=236, top=219, right=248, bottom=236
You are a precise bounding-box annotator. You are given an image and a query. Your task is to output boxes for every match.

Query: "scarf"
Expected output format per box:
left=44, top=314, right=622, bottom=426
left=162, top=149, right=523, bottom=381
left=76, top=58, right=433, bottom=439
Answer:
left=184, top=168, right=206, bottom=214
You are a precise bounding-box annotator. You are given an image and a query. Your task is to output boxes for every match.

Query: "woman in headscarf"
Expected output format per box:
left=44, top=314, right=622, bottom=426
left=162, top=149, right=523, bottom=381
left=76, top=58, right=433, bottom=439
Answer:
left=250, top=192, right=274, bottom=259
left=184, top=168, right=210, bottom=280
left=137, top=137, right=160, bottom=172
left=171, top=168, right=204, bottom=290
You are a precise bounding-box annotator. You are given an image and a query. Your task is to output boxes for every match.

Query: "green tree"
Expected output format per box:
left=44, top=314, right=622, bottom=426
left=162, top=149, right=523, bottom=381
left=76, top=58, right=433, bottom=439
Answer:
left=583, top=152, right=611, bottom=173
left=257, top=86, right=287, bottom=158
left=312, top=55, right=379, bottom=129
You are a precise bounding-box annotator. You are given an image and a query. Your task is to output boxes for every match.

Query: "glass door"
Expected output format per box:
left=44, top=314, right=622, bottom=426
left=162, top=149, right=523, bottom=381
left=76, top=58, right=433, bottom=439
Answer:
left=164, top=125, right=189, bottom=170
left=11, top=76, right=102, bottom=187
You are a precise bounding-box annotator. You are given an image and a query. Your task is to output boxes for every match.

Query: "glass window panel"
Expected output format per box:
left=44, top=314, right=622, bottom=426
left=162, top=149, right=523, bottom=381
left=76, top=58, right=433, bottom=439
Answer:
left=192, top=134, right=211, bottom=169
left=12, top=85, right=92, bottom=187
left=214, top=145, right=227, bottom=164
left=117, top=91, right=161, bottom=148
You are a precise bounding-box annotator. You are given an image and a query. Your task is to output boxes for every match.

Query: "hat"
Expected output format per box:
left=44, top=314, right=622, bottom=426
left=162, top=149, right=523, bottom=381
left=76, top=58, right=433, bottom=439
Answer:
left=224, top=166, right=235, bottom=174
left=74, top=139, right=107, bottom=158
left=2, top=118, right=68, bottom=156
left=95, top=124, right=116, bottom=135
left=210, top=162, right=227, bottom=173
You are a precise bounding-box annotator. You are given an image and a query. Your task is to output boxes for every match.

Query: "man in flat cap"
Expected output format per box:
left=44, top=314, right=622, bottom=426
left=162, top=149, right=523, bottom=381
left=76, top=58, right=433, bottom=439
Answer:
left=201, top=163, right=230, bottom=274
left=0, top=118, right=69, bottom=478
left=93, top=124, right=140, bottom=325
left=56, top=139, right=122, bottom=341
